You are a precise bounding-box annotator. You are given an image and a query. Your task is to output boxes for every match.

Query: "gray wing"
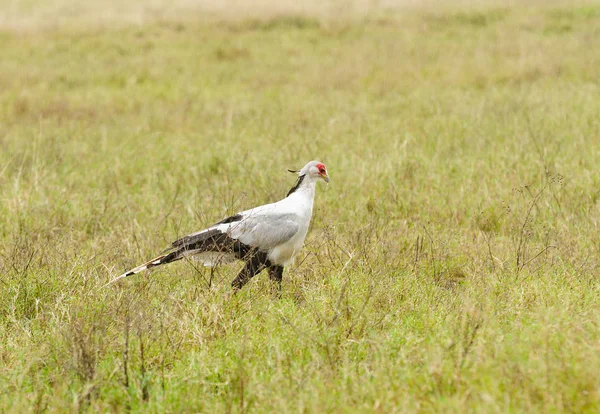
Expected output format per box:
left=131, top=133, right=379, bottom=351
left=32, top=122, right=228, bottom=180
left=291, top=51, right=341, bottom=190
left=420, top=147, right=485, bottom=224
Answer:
left=228, top=212, right=300, bottom=250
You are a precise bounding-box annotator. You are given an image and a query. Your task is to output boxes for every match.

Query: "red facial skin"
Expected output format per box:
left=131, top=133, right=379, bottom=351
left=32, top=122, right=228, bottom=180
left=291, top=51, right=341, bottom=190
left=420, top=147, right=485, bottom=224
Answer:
left=316, top=163, right=327, bottom=175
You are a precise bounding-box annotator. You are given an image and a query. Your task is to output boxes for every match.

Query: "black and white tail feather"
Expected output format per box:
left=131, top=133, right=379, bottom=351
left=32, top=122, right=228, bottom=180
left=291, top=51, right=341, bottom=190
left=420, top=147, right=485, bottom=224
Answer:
left=106, top=160, right=330, bottom=292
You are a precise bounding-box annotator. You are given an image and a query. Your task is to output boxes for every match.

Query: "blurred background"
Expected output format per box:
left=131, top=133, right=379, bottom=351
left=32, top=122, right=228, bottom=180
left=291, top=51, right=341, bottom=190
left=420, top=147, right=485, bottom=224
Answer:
left=2, top=0, right=600, bottom=411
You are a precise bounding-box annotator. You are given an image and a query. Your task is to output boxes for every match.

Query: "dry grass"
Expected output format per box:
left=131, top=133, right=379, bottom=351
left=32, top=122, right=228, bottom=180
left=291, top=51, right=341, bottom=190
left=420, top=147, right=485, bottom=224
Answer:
left=1, top=0, right=595, bottom=30
left=1, top=0, right=600, bottom=412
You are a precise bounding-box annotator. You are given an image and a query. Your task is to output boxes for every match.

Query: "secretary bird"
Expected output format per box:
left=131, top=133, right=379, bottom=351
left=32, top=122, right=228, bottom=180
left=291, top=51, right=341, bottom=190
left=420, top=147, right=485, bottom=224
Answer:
left=108, top=161, right=329, bottom=292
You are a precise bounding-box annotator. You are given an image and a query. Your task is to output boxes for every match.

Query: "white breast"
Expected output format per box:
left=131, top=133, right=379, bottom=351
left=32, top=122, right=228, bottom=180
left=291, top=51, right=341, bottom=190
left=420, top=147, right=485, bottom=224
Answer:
left=266, top=192, right=313, bottom=265
left=267, top=223, right=310, bottom=265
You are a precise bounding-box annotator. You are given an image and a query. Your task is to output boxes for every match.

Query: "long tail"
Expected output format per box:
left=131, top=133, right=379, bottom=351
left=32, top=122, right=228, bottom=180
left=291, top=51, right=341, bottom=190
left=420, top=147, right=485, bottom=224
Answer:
left=104, top=252, right=181, bottom=287
left=106, top=227, right=237, bottom=287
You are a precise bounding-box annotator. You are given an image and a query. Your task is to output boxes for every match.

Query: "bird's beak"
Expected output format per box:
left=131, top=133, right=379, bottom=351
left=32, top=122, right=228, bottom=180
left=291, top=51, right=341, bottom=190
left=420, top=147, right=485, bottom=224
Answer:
left=321, top=172, right=330, bottom=183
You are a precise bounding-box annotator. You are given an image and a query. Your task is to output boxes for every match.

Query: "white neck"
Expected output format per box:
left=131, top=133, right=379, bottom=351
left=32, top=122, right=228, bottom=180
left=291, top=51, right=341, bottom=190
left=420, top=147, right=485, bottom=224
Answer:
left=285, top=174, right=317, bottom=209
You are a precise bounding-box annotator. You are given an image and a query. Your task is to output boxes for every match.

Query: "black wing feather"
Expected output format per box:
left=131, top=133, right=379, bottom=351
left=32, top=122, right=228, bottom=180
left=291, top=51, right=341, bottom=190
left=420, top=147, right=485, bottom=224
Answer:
left=169, top=213, right=244, bottom=250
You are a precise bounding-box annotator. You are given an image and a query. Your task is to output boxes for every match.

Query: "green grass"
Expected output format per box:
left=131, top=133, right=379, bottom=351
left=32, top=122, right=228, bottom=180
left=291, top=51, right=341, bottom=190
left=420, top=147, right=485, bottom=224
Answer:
left=2, top=0, right=600, bottom=411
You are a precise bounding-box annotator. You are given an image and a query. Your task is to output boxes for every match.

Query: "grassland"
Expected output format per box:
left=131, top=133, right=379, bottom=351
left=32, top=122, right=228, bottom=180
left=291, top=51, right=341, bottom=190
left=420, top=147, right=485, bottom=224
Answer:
left=1, top=0, right=600, bottom=412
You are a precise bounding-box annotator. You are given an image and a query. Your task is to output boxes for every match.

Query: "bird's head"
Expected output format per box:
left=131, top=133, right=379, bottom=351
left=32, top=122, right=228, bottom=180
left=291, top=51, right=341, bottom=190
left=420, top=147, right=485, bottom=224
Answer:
left=290, top=160, right=330, bottom=183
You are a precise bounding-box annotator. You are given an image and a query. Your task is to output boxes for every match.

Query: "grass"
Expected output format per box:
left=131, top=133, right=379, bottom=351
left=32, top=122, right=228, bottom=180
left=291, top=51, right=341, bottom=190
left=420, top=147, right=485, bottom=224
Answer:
left=1, top=0, right=600, bottom=411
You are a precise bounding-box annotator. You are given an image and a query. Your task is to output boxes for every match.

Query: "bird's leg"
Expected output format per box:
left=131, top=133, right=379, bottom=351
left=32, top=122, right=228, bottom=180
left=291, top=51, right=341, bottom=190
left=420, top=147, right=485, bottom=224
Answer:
left=268, top=265, right=283, bottom=283
left=268, top=265, right=284, bottom=297
left=230, top=251, right=269, bottom=292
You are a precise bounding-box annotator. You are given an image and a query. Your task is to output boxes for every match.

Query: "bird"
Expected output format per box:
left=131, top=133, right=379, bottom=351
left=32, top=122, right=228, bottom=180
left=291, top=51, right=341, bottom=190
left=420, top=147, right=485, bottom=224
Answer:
left=107, top=160, right=330, bottom=292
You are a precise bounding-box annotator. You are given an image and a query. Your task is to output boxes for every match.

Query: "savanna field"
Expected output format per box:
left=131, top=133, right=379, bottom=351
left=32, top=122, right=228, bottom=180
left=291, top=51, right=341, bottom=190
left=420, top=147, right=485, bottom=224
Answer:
left=1, top=0, right=600, bottom=411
